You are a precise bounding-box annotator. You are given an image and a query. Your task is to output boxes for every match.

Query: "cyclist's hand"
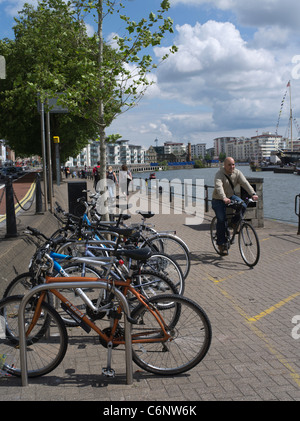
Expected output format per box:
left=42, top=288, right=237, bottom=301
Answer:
left=252, top=195, right=258, bottom=201
left=223, top=198, right=231, bottom=205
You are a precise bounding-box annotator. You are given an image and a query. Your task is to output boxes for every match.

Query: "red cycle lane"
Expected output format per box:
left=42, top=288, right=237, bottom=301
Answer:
left=0, top=172, right=37, bottom=222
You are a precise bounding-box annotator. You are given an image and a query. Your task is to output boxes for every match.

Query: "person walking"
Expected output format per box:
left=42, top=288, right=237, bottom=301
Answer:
left=93, top=161, right=101, bottom=190
left=119, top=164, right=132, bottom=197
left=212, top=157, right=258, bottom=255
left=106, top=166, right=118, bottom=203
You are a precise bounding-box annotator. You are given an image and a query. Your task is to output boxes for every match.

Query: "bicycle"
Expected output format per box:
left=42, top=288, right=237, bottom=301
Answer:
left=55, top=198, right=191, bottom=280
left=210, top=198, right=260, bottom=267
left=0, top=265, right=212, bottom=378
left=3, top=227, right=180, bottom=326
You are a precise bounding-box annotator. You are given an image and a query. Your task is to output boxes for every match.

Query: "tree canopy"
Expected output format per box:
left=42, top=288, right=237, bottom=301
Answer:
left=0, top=0, right=177, bottom=166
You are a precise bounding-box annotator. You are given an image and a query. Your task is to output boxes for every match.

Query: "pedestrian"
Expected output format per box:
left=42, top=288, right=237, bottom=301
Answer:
left=64, top=166, right=70, bottom=178
left=106, top=166, right=118, bottom=203
left=212, top=157, right=258, bottom=256
left=120, top=164, right=132, bottom=197
left=93, top=161, right=101, bottom=190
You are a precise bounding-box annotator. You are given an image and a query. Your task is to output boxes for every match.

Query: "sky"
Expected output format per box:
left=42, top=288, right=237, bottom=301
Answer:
left=1, top=0, right=300, bottom=150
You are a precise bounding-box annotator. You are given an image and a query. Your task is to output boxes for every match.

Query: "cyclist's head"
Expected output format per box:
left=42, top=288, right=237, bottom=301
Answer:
left=224, top=157, right=235, bottom=175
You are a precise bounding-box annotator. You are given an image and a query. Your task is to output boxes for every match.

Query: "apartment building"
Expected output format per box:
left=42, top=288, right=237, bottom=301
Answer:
left=190, top=143, right=206, bottom=159
left=163, top=142, right=186, bottom=155
left=215, top=133, right=284, bottom=162
left=66, top=139, right=145, bottom=168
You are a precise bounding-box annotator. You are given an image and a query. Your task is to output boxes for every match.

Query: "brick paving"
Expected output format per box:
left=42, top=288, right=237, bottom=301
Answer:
left=0, top=176, right=300, bottom=402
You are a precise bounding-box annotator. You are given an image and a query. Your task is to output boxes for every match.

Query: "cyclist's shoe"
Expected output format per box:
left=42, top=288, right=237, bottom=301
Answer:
left=218, top=244, right=228, bottom=256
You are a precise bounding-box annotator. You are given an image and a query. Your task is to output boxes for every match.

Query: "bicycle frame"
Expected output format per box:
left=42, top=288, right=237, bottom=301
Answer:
left=25, top=274, right=172, bottom=347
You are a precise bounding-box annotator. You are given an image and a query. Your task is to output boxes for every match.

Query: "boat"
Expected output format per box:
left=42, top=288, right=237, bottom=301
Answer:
left=149, top=173, right=156, bottom=180
left=276, top=80, right=300, bottom=164
left=276, top=149, right=300, bottom=165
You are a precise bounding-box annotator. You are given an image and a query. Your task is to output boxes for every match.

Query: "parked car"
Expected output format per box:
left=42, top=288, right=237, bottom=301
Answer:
left=0, top=166, right=23, bottom=180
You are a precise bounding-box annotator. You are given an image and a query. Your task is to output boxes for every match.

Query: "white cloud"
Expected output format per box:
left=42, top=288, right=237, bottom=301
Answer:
left=143, top=19, right=296, bottom=139
left=171, top=0, right=300, bottom=31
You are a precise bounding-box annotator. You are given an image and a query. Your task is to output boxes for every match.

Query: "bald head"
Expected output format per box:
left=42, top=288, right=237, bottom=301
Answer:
left=224, top=157, right=235, bottom=175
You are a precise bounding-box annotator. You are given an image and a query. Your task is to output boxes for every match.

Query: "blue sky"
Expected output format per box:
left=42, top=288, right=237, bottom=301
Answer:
left=1, top=0, right=300, bottom=149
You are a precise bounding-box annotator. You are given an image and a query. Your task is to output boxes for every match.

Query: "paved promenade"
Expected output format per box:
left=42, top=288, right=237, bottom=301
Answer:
left=0, top=176, right=300, bottom=402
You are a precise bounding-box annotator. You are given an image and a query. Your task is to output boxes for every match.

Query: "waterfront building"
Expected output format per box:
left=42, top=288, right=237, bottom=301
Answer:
left=163, top=142, right=186, bottom=155
left=65, top=139, right=145, bottom=168
left=190, top=143, right=206, bottom=159
left=214, top=133, right=284, bottom=162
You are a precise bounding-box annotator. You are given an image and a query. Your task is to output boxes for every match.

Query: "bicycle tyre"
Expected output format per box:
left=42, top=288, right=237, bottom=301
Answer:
left=143, top=234, right=191, bottom=280
left=238, top=222, right=260, bottom=267
left=130, top=294, right=212, bottom=375
left=139, top=253, right=185, bottom=295
left=131, top=270, right=178, bottom=307
left=0, top=295, right=68, bottom=378
left=54, top=263, right=107, bottom=326
left=3, top=272, right=53, bottom=306
left=210, top=216, right=221, bottom=254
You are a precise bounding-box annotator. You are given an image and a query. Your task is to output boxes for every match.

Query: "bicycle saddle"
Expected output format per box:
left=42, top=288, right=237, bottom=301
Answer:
left=115, top=246, right=152, bottom=261
left=137, top=211, right=155, bottom=219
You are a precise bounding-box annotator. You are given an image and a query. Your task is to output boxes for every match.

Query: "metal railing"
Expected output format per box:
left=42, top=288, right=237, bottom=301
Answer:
left=18, top=281, right=133, bottom=386
left=134, top=177, right=213, bottom=212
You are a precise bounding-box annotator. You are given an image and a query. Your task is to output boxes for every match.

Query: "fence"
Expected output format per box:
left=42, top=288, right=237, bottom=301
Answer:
left=133, top=176, right=264, bottom=228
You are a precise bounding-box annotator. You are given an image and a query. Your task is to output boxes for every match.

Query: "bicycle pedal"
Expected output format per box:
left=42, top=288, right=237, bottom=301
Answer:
left=102, top=367, right=115, bottom=377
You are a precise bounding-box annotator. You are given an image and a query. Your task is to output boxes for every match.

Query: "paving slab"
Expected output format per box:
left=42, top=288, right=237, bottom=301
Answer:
left=0, top=176, right=299, bottom=402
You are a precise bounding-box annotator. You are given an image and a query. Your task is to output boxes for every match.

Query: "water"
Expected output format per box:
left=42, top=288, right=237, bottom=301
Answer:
left=134, top=165, right=300, bottom=226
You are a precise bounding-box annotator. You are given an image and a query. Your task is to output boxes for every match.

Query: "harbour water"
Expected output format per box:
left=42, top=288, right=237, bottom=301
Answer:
left=135, top=165, right=300, bottom=226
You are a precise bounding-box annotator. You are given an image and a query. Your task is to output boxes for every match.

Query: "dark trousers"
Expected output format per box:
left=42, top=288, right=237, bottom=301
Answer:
left=212, top=195, right=246, bottom=245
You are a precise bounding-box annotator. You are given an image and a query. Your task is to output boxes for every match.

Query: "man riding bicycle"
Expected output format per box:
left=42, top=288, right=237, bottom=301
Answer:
left=212, top=157, right=258, bottom=256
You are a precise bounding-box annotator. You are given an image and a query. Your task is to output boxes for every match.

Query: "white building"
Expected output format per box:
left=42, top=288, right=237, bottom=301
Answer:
left=164, top=142, right=186, bottom=155
left=215, top=133, right=284, bottom=162
left=65, top=139, right=145, bottom=168
left=0, top=140, right=6, bottom=164
left=190, top=143, right=206, bottom=159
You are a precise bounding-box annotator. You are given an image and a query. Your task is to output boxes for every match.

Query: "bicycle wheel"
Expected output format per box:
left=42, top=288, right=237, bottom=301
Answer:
left=3, top=272, right=53, bottom=305
left=131, top=270, right=178, bottom=306
left=54, top=263, right=107, bottom=326
left=210, top=216, right=221, bottom=254
left=0, top=295, right=68, bottom=378
left=238, top=222, right=260, bottom=267
left=144, top=234, right=191, bottom=280
left=131, top=294, right=212, bottom=375
left=139, top=253, right=184, bottom=295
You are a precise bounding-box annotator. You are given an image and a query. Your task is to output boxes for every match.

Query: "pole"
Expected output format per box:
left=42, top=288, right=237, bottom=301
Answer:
left=46, top=108, right=53, bottom=213
left=35, top=172, right=43, bottom=214
left=40, top=101, right=48, bottom=212
left=5, top=176, right=18, bottom=238
left=289, top=81, right=293, bottom=152
left=53, top=137, right=61, bottom=186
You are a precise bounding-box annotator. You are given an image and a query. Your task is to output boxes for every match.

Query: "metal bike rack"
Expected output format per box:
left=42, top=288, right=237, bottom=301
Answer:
left=18, top=281, right=133, bottom=387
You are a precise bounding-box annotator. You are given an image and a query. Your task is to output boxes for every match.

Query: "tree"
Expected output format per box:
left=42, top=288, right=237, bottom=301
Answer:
left=53, top=0, right=177, bottom=180
left=0, top=0, right=101, bottom=161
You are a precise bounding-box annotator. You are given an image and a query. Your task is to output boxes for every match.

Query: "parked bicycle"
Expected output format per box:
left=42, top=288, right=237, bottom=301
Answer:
left=0, top=259, right=212, bottom=377
left=210, top=198, right=260, bottom=267
left=3, top=227, right=181, bottom=326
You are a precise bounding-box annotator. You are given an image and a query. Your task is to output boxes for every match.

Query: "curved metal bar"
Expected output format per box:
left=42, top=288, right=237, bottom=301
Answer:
left=18, top=281, right=132, bottom=386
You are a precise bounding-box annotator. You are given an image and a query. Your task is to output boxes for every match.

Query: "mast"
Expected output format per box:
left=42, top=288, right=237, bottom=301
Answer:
left=288, top=80, right=293, bottom=152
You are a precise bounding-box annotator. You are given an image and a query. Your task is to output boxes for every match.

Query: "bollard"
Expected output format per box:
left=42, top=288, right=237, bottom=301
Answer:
left=5, top=175, right=18, bottom=238
left=35, top=173, right=44, bottom=214
left=295, top=194, right=300, bottom=235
